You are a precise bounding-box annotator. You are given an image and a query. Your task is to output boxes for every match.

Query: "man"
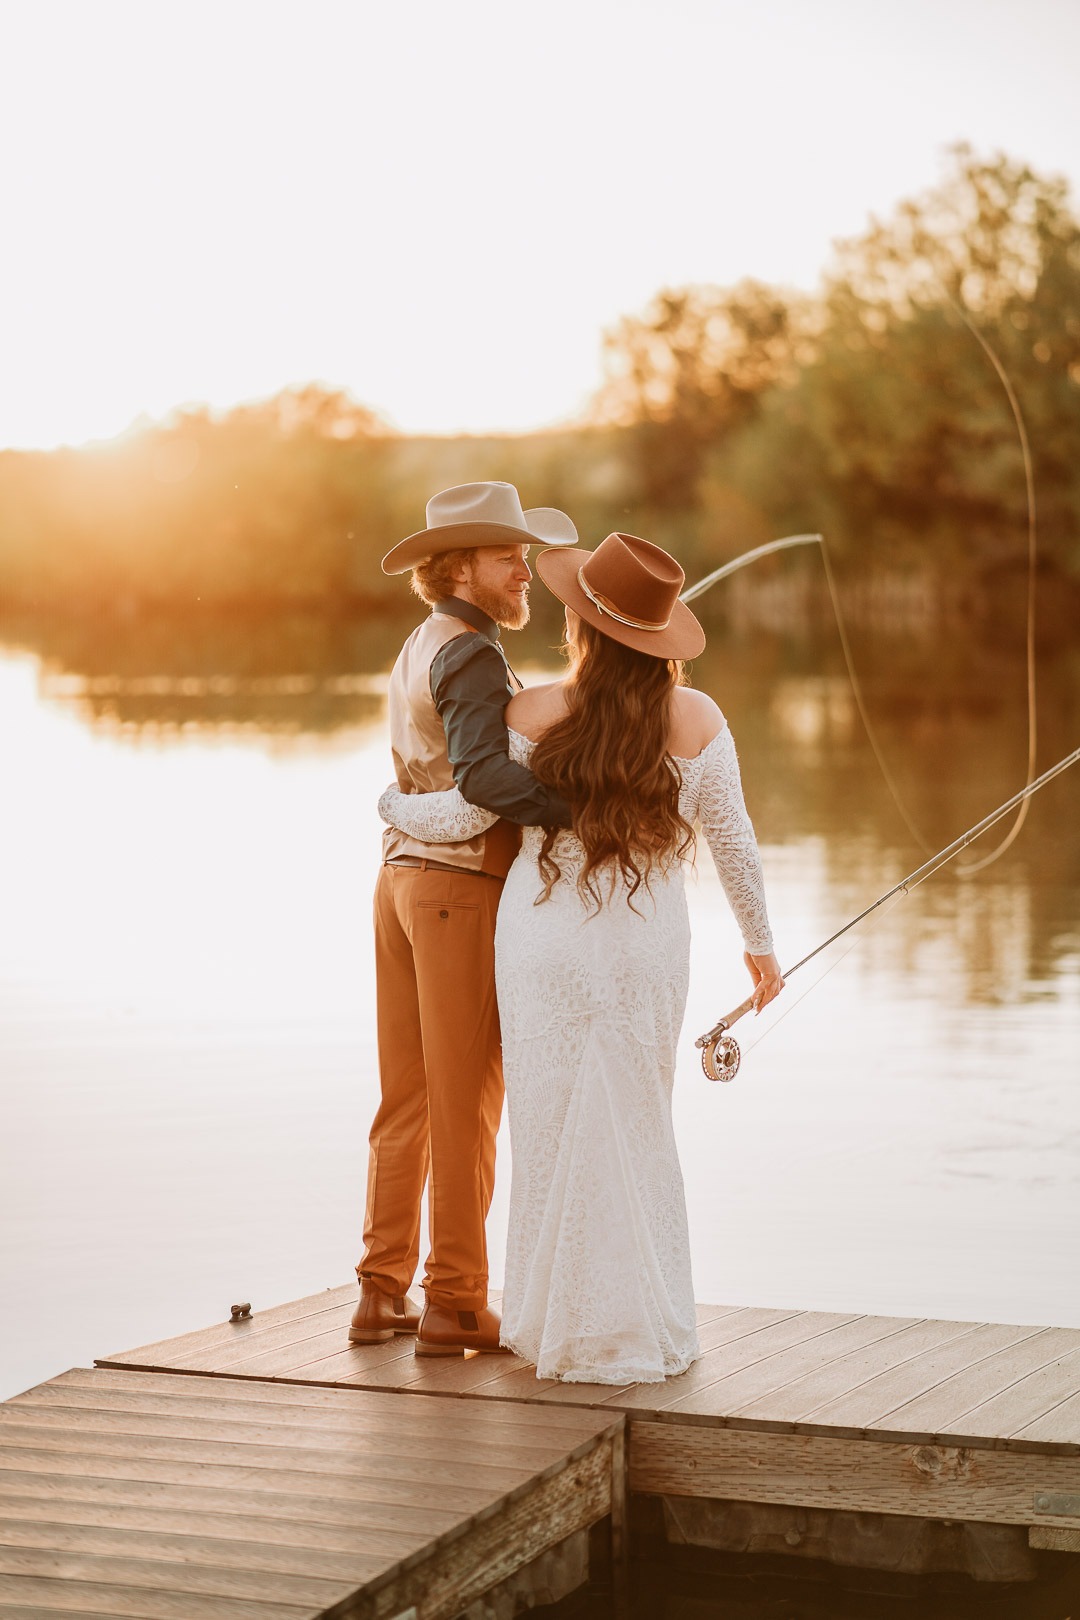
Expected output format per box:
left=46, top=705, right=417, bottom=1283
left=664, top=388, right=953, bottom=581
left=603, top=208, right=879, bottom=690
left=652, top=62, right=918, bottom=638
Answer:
left=351, top=481, right=577, bottom=1355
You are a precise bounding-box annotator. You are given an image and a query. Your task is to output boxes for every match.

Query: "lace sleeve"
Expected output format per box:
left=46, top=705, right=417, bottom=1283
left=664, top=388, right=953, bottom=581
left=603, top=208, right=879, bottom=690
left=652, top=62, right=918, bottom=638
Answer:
left=692, top=728, right=775, bottom=955
left=377, top=783, right=497, bottom=844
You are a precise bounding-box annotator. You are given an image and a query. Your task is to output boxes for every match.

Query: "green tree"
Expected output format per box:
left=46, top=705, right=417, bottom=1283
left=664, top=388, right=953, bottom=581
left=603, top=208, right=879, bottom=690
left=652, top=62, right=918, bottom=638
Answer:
left=800, top=145, right=1080, bottom=577
left=597, top=280, right=810, bottom=508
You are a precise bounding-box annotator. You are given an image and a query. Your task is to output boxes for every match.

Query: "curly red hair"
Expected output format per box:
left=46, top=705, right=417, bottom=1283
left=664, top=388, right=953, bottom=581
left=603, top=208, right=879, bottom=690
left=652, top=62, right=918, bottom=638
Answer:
left=530, top=619, right=694, bottom=911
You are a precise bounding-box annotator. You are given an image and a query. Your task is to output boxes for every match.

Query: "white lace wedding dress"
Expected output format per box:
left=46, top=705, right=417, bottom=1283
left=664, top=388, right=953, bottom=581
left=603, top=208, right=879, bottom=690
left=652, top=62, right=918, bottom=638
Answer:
left=379, top=725, right=773, bottom=1384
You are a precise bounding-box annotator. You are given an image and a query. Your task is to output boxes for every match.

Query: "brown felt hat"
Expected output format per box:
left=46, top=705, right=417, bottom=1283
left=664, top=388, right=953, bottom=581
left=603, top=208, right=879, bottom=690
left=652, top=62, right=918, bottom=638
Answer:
left=381, top=480, right=578, bottom=575
left=536, top=533, right=705, bottom=660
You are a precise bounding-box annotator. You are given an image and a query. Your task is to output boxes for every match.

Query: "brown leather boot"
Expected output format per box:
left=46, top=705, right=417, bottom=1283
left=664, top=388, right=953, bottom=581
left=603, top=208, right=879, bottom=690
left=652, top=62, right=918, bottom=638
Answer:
left=414, top=1301, right=513, bottom=1357
left=348, top=1281, right=422, bottom=1344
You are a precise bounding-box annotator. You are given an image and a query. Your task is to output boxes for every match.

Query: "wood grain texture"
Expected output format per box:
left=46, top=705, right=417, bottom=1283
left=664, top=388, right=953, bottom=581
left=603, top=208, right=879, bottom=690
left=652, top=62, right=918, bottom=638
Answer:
left=1029, top=1525, right=1080, bottom=1552
left=359, top=1439, right=614, bottom=1620
left=629, top=1421, right=1080, bottom=1528
left=1014, top=1386, right=1080, bottom=1446
left=98, top=1293, right=1080, bottom=1446
left=0, top=1545, right=353, bottom=1607
left=0, top=1369, right=621, bottom=1620
left=803, top=1322, right=1044, bottom=1431
left=0, top=1471, right=461, bottom=1538
left=610, top=1311, right=859, bottom=1415
left=866, top=1325, right=1079, bottom=1437
left=96, top=1287, right=356, bottom=1370
left=96, top=1295, right=1080, bottom=1452
left=7, top=1380, right=601, bottom=1446
left=676, top=1315, right=921, bottom=1421
left=0, top=1492, right=428, bottom=1560
left=955, top=1347, right=1080, bottom=1442
left=0, top=1572, right=311, bottom=1617
left=713, top=1317, right=980, bottom=1428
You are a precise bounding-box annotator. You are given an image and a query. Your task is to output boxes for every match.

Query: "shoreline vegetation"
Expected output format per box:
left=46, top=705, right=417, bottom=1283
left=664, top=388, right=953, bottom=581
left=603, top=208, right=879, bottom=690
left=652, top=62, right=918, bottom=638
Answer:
left=1, top=149, right=1077, bottom=643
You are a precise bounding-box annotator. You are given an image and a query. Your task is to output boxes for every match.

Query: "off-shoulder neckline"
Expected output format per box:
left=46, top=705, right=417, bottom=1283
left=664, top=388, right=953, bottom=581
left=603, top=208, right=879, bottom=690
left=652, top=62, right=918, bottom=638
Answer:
left=507, top=725, right=729, bottom=765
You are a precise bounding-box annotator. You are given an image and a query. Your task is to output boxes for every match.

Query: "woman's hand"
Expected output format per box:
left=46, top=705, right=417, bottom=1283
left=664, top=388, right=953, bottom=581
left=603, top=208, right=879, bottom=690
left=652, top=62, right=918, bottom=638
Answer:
left=744, top=950, right=784, bottom=1014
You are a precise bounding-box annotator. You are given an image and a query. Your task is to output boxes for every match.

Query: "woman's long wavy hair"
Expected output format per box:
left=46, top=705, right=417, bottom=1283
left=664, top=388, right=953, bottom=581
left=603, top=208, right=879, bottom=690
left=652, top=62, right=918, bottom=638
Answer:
left=530, top=616, right=695, bottom=911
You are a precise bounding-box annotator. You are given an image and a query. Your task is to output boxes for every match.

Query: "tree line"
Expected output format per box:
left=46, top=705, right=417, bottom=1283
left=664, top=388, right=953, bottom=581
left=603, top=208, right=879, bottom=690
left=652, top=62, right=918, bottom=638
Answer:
left=1, top=147, right=1077, bottom=622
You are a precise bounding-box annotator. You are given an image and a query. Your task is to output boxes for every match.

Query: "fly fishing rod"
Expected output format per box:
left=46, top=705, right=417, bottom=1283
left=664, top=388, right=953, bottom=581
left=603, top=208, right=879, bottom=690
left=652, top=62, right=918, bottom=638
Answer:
left=680, top=534, right=824, bottom=602
left=696, top=743, right=1080, bottom=1081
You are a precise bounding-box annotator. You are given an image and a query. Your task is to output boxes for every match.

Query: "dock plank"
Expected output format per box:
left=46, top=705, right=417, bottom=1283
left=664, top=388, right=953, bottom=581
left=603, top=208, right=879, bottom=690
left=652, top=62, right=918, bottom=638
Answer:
left=0, top=1444, right=507, bottom=1514
left=720, top=1316, right=979, bottom=1427
left=0, top=1471, right=460, bottom=1539
left=951, top=1346, right=1080, bottom=1441
left=1013, top=1386, right=1080, bottom=1446
left=0, top=1573, right=310, bottom=1617
left=0, top=1416, right=584, bottom=1488
left=1, top=1523, right=387, bottom=1585
left=671, top=1314, right=920, bottom=1421
left=0, top=1546, right=353, bottom=1607
left=26, top=1367, right=604, bottom=1437
left=803, top=1321, right=1042, bottom=1432
left=866, top=1325, right=1080, bottom=1437
left=5, top=1381, right=606, bottom=1447
left=97, top=1288, right=356, bottom=1370
left=610, top=1311, right=859, bottom=1413
left=0, top=1492, right=428, bottom=1559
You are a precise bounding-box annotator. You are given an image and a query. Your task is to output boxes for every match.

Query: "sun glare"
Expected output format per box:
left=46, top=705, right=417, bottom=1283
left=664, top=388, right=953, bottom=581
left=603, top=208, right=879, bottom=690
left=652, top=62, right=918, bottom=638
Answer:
left=2, top=1, right=1079, bottom=451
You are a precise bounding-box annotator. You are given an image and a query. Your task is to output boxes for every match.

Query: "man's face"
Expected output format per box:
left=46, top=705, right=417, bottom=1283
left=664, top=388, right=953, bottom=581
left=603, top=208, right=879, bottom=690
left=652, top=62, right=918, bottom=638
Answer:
left=460, top=544, right=532, bottom=630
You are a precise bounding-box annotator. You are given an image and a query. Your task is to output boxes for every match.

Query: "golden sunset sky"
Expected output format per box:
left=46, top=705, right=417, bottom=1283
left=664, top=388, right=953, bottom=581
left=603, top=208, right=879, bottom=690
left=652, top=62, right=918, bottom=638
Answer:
left=2, top=0, right=1078, bottom=448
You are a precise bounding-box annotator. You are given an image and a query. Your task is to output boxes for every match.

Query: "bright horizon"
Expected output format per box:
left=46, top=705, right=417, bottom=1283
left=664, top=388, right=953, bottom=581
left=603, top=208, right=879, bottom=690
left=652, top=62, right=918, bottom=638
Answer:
left=3, top=0, right=1079, bottom=451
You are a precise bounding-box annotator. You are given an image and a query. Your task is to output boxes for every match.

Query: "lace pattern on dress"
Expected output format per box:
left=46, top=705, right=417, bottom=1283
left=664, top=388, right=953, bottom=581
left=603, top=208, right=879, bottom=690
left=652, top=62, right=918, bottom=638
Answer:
left=377, top=783, right=496, bottom=844
left=678, top=727, right=774, bottom=955
left=492, top=726, right=773, bottom=1384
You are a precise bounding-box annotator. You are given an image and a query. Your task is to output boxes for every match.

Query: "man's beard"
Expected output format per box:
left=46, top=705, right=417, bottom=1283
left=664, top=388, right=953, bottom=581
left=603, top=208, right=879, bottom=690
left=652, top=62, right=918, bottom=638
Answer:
left=468, top=580, right=531, bottom=631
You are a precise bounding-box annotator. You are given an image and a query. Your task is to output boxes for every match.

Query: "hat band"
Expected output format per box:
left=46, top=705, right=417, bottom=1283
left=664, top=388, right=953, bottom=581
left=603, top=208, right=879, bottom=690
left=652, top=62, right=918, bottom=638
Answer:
left=577, top=568, right=670, bottom=632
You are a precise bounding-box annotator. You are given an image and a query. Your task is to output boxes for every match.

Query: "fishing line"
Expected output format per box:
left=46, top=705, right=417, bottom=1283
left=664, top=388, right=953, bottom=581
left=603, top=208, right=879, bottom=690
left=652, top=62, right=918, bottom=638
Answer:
left=937, top=292, right=1039, bottom=874
left=736, top=890, right=907, bottom=1058
left=695, top=743, right=1080, bottom=1080
left=680, top=301, right=1042, bottom=879
left=818, top=298, right=1040, bottom=873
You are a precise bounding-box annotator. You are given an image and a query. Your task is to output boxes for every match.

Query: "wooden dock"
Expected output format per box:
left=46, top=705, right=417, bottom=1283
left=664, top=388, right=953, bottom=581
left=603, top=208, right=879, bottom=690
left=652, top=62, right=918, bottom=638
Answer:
left=2, top=1283, right=1079, bottom=1614
left=0, top=1363, right=621, bottom=1618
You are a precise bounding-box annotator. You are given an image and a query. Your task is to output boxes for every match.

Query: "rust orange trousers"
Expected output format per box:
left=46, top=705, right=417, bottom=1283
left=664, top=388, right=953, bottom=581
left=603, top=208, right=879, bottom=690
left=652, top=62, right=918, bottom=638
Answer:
left=358, top=862, right=505, bottom=1312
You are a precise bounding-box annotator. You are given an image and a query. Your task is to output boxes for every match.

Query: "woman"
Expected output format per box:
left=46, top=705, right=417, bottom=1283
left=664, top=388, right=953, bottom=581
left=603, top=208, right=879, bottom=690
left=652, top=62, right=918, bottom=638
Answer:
left=380, top=532, right=782, bottom=1382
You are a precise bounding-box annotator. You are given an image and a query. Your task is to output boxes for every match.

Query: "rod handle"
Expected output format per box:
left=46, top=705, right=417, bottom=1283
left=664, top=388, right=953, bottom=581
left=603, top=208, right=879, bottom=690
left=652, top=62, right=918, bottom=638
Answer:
left=694, top=994, right=756, bottom=1049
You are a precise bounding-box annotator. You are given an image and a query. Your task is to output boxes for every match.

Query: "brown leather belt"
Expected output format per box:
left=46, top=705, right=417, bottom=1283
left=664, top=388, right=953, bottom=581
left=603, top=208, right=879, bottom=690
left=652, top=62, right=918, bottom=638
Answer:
left=385, top=856, right=494, bottom=877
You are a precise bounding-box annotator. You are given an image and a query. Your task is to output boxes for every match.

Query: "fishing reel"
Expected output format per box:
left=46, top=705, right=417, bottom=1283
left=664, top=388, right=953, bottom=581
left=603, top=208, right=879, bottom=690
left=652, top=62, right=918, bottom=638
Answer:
left=695, top=993, right=755, bottom=1082
left=699, top=1027, right=741, bottom=1082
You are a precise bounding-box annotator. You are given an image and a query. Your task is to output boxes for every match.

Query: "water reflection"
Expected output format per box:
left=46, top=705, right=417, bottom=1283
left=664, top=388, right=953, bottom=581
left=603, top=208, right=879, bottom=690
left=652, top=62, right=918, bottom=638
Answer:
left=0, top=608, right=407, bottom=740
left=6, top=600, right=1080, bottom=1001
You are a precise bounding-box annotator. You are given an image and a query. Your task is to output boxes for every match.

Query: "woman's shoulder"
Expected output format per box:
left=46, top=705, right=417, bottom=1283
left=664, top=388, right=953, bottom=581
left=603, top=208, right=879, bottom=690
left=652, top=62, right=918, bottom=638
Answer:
left=505, top=679, right=569, bottom=739
left=668, top=686, right=727, bottom=759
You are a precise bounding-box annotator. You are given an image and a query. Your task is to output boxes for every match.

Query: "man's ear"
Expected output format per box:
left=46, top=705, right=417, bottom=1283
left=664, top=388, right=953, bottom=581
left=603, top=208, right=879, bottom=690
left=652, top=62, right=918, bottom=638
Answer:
left=448, top=553, right=473, bottom=585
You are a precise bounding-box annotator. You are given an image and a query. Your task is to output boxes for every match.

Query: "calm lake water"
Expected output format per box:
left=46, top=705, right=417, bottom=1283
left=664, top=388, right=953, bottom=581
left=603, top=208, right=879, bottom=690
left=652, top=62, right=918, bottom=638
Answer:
left=1, top=608, right=1078, bottom=1404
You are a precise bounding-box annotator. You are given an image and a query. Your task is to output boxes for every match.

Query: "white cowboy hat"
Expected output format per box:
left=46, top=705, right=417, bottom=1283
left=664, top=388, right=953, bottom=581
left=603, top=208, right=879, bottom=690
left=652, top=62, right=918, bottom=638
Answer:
left=381, top=481, right=578, bottom=575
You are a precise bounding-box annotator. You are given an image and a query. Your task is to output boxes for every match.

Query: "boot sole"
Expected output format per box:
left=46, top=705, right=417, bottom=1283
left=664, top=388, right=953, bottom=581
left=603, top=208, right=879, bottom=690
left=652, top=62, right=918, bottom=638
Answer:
left=414, top=1341, right=514, bottom=1357
left=348, top=1327, right=419, bottom=1344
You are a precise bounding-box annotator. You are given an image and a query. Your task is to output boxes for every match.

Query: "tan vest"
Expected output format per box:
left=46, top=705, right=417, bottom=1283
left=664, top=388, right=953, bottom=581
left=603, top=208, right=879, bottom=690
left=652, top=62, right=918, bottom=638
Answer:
left=382, top=611, right=522, bottom=878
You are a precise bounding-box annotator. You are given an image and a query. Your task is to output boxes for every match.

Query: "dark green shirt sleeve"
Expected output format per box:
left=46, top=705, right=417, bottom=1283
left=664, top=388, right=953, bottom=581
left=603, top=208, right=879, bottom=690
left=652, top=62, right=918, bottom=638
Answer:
left=430, top=635, right=573, bottom=828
